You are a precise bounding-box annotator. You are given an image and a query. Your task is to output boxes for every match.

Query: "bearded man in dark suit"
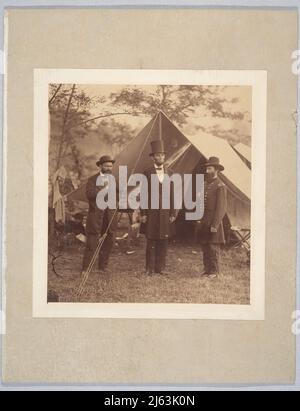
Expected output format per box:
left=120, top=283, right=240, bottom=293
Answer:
left=140, top=140, right=177, bottom=276
left=198, top=156, right=227, bottom=279
left=81, top=155, right=118, bottom=276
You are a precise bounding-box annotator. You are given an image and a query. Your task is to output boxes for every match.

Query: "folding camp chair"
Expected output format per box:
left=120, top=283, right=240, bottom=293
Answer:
left=230, top=226, right=251, bottom=258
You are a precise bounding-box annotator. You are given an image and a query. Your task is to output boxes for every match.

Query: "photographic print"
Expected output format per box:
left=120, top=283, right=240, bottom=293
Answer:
left=4, top=7, right=297, bottom=386
left=33, top=69, right=266, bottom=319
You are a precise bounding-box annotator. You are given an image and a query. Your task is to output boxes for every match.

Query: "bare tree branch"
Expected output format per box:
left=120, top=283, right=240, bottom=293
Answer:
left=49, top=84, right=63, bottom=108
left=66, top=111, right=142, bottom=131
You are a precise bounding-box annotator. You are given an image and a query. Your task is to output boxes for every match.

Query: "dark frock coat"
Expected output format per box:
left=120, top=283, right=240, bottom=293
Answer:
left=140, top=166, right=177, bottom=240
left=199, top=176, right=227, bottom=244
left=85, top=173, right=118, bottom=235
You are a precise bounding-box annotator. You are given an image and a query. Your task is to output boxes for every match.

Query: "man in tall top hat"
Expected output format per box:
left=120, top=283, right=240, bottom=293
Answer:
left=82, top=155, right=118, bottom=277
left=198, top=156, right=227, bottom=279
left=140, top=140, right=177, bottom=276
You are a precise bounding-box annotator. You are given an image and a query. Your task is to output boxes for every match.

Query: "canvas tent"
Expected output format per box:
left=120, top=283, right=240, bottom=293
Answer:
left=67, top=111, right=251, bottom=235
left=233, top=142, right=251, bottom=169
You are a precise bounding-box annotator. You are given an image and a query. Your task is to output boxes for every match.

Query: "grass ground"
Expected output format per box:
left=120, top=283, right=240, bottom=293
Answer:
left=48, top=236, right=250, bottom=305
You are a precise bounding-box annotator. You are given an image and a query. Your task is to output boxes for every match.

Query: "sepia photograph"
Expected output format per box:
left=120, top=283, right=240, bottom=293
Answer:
left=4, top=6, right=298, bottom=388
left=33, top=69, right=266, bottom=319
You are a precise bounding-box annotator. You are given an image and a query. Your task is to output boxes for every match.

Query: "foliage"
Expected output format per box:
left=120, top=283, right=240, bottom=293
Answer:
left=110, top=85, right=245, bottom=127
left=49, top=83, right=249, bottom=185
left=49, top=84, right=136, bottom=183
left=96, top=118, right=136, bottom=156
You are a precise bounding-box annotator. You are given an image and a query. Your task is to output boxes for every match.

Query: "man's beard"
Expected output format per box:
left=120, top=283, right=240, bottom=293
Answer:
left=206, top=172, right=217, bottom=180
left=102, top=169, right=112, bottom=174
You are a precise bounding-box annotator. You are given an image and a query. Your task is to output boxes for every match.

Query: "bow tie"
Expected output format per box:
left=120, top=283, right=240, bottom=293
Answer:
left=156, top=167, right=163, bottom=171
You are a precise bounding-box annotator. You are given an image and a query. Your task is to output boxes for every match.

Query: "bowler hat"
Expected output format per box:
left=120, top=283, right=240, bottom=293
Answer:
left=204, top=156, right=224, bottom=171
left=149, top=140, right=166, bottom=156
left=96, top=155, right=115, bottom=167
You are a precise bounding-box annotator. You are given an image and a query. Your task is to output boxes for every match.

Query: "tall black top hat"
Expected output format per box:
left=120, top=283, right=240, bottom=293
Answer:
left=204, top=156, right=224, bottom=171
left=149, top=140, right=166, bottom=156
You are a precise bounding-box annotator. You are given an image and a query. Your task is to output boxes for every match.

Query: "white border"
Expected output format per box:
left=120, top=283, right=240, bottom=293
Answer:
left=1, top=12, right=8, bottom=336
left=33, top=69, right=266, bottom=320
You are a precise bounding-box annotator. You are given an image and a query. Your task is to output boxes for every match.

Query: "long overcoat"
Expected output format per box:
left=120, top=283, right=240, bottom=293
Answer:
left=140, top=166, right=177, bottom=240
left=85, top=173, right=118, bottom=236
left=199, top=176, right=227, bottom=244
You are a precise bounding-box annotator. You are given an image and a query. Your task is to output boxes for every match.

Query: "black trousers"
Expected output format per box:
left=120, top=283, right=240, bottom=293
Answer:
left=201, top=243, right=220, bottom=274
left=146, top=239, right=168, bottom=273
left=82, top=211, right=115, bottom=271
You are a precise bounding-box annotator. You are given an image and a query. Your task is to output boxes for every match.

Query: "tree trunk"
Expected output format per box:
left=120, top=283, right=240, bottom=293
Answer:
left=56, top=84, right=76, bottom=170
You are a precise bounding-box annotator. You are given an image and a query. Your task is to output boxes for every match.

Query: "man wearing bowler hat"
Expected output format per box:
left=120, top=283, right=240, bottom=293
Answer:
left=82, top=155, right=118, bottom=276
left=198, top=156, right=227, bottom=279
left=140, top=140, right=177, bottom=276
